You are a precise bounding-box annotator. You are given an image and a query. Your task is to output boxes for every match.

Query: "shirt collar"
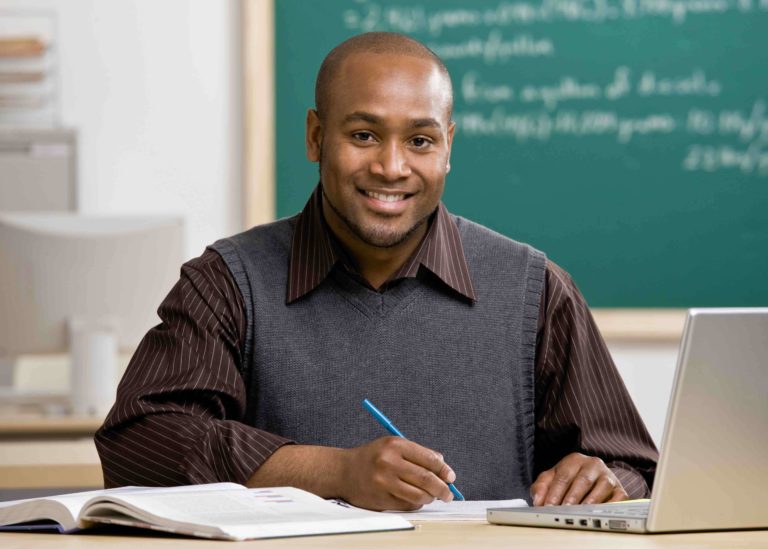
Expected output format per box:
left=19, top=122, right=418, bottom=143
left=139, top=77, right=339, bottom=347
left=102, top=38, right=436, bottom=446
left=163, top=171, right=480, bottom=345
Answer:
left=286, top=184, right=477, bottom=304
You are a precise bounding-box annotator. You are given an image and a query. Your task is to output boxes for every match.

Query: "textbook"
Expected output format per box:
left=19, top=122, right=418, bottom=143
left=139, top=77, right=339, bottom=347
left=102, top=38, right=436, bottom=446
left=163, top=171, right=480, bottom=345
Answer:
left=0, top=483, right=414, bottom=540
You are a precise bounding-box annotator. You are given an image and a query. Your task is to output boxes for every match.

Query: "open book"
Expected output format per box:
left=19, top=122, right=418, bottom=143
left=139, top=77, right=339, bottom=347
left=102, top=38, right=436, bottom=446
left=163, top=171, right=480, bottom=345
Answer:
left=0, top=483, right=413, bottom=541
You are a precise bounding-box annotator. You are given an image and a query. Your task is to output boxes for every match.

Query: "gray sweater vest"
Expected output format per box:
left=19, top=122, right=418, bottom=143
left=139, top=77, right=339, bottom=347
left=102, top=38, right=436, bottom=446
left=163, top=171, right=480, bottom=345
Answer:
left=211, top=214, right=545, bottom=500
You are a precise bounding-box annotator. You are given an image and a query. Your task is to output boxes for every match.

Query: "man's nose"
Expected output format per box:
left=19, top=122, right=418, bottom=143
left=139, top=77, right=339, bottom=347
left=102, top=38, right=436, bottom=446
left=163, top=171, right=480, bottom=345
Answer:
left=370, top=142, right=412, bottom=180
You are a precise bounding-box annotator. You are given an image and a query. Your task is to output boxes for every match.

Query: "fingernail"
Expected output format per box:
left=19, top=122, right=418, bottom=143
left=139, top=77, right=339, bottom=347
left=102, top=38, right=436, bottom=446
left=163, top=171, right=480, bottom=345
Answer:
left=447, top=469, right=456, bottom=483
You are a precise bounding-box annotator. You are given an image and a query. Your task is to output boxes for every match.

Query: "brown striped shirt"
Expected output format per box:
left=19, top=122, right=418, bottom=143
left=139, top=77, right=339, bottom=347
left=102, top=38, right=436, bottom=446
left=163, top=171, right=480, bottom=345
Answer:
left=96, top=188, right=658, bottom=497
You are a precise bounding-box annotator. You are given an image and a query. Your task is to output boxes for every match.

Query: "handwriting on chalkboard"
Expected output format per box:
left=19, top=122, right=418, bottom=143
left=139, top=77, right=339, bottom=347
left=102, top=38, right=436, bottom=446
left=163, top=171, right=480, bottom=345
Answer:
left=343, top=1, right=768, bottom=36
left=462, top=68, right=722, bottom=109
left=429, top=30, right=554, bottom=62
left=340, top=0, right=767, bottom=176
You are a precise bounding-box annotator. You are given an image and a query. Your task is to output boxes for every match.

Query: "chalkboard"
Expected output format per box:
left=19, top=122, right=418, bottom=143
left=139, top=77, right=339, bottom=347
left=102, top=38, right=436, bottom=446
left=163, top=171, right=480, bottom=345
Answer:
left=275, top=0, right=768, bottom=307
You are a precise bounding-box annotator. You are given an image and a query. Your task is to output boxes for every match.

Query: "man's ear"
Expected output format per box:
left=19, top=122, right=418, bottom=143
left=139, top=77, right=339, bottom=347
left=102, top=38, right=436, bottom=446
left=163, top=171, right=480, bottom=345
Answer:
left=306, top=109, right=322, bottom=162
left=445, top=120, right=456, bottom=174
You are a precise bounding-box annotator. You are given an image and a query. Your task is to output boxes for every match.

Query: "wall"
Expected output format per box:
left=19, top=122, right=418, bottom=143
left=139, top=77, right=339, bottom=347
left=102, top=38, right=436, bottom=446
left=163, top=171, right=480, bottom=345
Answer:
left=608, top=341, right=679, bottom=447
left=0, top=0, right=242, bottom=257
left=1, top=0, right=243, bottom=406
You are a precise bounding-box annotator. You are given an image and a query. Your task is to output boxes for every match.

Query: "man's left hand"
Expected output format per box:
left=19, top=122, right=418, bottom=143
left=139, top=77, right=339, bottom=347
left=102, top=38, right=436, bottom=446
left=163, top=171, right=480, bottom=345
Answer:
left=530, top=452, right=628, bottom=506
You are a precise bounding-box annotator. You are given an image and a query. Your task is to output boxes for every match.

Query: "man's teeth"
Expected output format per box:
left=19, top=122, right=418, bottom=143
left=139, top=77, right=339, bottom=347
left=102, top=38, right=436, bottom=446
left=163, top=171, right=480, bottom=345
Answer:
left=366, top=191, right=405, bottom=202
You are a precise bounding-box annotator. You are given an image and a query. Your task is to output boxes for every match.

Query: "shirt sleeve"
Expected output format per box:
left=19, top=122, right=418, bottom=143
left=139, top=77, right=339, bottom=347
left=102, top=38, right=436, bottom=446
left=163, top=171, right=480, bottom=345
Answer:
left=534, top=261, right=659, bottom=498
left=95, top=249, right=292, bottom=488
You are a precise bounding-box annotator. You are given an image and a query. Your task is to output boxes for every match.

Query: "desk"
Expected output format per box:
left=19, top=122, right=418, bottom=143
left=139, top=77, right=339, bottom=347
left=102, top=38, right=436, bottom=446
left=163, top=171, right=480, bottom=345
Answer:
left=1, top=521, right=766, bottom=548
left=0, top=440, right=102, bottom=489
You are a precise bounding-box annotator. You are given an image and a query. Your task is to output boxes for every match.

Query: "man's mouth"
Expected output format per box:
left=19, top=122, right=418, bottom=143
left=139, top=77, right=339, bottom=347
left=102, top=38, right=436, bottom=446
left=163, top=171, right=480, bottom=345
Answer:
left=364, top=190, right=407, bottom=202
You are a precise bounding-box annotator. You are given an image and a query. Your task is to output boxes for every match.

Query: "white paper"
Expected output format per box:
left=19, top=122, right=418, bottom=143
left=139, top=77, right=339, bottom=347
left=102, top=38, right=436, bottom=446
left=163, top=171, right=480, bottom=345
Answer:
left=329, top=498, right=529, bottom=522
left=389, top=499, right=528, bottom=521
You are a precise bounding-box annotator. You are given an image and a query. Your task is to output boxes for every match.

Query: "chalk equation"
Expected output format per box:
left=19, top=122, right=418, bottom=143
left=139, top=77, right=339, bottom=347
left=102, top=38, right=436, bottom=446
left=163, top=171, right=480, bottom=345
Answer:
left=337, top=0, right=767, bottom=176
left=343, top=0, right=768, bottom=36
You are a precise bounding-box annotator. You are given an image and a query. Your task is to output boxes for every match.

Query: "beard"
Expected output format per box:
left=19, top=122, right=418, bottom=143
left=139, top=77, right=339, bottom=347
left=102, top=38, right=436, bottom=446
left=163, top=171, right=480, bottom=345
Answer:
left=321, top=184, right=430, bottom=249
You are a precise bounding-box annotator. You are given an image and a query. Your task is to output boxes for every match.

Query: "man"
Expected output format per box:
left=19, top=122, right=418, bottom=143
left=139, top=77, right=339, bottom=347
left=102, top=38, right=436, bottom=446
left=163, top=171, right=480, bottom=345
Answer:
left=96, top=32, right=657, bottom=511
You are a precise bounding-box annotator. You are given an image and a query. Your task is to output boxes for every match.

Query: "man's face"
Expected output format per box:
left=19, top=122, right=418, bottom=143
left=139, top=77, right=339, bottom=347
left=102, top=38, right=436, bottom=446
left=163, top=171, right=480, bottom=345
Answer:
left=307, top=52, right=455, bottom=251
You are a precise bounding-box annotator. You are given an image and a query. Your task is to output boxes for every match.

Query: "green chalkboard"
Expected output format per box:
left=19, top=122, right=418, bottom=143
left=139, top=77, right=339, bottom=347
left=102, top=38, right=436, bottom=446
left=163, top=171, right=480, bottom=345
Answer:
left=275, top=0, right=768, bottom=307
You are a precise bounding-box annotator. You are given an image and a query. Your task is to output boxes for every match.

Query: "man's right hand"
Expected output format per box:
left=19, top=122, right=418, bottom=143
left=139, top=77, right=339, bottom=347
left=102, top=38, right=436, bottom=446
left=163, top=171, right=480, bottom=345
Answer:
left=340, top=436, right=456, bottom=510
left=247, top=437, right=456, bottom=511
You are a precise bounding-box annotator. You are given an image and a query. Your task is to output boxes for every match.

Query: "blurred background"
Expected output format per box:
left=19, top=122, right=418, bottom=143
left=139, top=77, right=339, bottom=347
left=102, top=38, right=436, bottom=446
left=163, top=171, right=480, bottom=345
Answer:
left=0, top=1, right=240, bottom=410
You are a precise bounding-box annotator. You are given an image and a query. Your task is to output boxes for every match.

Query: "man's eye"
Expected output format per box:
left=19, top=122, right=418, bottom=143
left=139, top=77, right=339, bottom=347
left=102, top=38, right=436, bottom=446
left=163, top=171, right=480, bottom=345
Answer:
left=411, top=137, right=432, bottom=149
left=352, top=132, right=375, bottom=142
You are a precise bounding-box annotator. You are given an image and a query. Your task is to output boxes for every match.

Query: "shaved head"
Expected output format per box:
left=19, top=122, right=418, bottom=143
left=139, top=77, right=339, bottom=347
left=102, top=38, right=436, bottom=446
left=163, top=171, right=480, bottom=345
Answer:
left=315, top=32, right=453, bottom=122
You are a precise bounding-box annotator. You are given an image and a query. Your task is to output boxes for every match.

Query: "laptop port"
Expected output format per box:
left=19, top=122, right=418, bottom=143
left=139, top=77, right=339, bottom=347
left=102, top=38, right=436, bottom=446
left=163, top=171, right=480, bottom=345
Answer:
left=565, top=519, right=574, bottom=525
left=608, top=519, right=628, bottom=531
left=593, top=519, right=602, bottom=529
left=579, top=519, right=588, bottom=526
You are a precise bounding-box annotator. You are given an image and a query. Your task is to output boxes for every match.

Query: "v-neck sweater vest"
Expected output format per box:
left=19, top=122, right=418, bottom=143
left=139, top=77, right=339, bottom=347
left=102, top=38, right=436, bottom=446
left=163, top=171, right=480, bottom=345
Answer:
left=211, top=214, right=546, bottom=500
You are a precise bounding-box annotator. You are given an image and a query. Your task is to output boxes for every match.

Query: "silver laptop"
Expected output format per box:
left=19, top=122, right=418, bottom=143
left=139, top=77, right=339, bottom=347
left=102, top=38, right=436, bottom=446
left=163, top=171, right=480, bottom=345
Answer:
left=488, top=308, right=768, bottom=533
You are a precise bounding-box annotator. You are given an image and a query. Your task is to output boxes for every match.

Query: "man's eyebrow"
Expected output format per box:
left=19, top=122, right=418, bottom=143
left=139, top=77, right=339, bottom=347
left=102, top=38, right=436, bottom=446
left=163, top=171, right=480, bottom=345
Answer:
left=341, top=112, right=443, bottom=130
left=410, top=118, right=442, bottom=129
left=343, top=112, right=382, bottom=125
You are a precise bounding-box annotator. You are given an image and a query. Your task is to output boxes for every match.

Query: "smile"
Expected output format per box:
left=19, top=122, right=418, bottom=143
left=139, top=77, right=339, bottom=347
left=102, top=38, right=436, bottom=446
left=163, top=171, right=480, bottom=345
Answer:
left=363, top=190, right=409, bottom=202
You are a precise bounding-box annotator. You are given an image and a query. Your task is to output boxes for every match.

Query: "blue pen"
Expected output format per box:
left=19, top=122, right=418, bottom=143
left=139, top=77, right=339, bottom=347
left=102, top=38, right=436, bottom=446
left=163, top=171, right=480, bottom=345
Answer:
left=362, top=398, right=465, bottom=501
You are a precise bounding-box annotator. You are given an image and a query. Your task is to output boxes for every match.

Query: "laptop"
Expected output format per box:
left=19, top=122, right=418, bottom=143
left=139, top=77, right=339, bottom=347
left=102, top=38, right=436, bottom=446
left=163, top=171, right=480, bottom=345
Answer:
left=488, top=308, right=768, bottom=533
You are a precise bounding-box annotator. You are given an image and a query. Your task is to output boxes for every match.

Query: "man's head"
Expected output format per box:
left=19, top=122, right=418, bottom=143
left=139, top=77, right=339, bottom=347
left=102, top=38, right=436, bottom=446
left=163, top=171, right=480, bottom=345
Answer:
left=306, top=32, right=455, bottom=254
left=314, top=32, right=453, bottom=123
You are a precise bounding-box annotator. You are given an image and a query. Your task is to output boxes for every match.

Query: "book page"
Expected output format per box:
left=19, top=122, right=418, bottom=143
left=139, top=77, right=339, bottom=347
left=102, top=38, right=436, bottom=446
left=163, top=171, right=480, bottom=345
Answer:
left=91, top=487, right=397, bottom=527
left=0, top=486, right=138, bottom=532
left=0, top=482, right=244, bottom=533
left=83, top=486, right=411, bottom=540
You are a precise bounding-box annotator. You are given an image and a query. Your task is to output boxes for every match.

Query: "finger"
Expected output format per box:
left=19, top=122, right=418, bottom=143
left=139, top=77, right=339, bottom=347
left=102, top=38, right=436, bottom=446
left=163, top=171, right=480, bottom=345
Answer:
left=579, top=474, right=617, bottom=505
left=435, top=460, right=457, bottom=484
left=388, top=493, right=426, bottom=512
left=373, top=488, right=430, bottom=511
left=431, top=452, right=457, bottom=483
left=398, top=460, right=454, bottom=502
left=542, top=462, right=582, bottom=505
left=561, top=466, right=600, bottom=505
left=388, top=473, right=439, bottom=508
left=400, top=443, right=456, bottom=484
left=607, top=483, right=629, bottom=503
left=530, top=469, right=554, bottom=506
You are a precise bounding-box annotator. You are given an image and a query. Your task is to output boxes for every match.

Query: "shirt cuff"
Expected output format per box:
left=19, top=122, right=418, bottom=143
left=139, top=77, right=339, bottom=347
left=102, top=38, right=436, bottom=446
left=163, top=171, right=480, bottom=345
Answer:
left=609, top=462, right=652, bottom=499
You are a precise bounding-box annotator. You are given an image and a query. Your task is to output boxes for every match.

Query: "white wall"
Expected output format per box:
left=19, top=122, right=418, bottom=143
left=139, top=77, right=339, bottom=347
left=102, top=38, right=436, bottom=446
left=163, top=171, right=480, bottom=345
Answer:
left=0, top=0, right=242, bottom=257
left=607, top=341, right=679, bottom=447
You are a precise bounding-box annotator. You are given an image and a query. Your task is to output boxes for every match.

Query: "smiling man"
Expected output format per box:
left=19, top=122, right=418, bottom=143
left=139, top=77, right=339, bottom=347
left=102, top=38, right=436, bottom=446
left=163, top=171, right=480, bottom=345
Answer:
left=309, top=47, right=455, bottom=290
left=96, top=33, right=658, bottom=511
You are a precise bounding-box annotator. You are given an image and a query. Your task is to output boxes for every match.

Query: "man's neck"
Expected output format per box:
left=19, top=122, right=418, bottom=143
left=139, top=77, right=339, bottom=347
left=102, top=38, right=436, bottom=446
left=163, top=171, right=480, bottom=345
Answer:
left=341, top=229, right=426, bottom=290
left=321, top=202, right=428, bottom=290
